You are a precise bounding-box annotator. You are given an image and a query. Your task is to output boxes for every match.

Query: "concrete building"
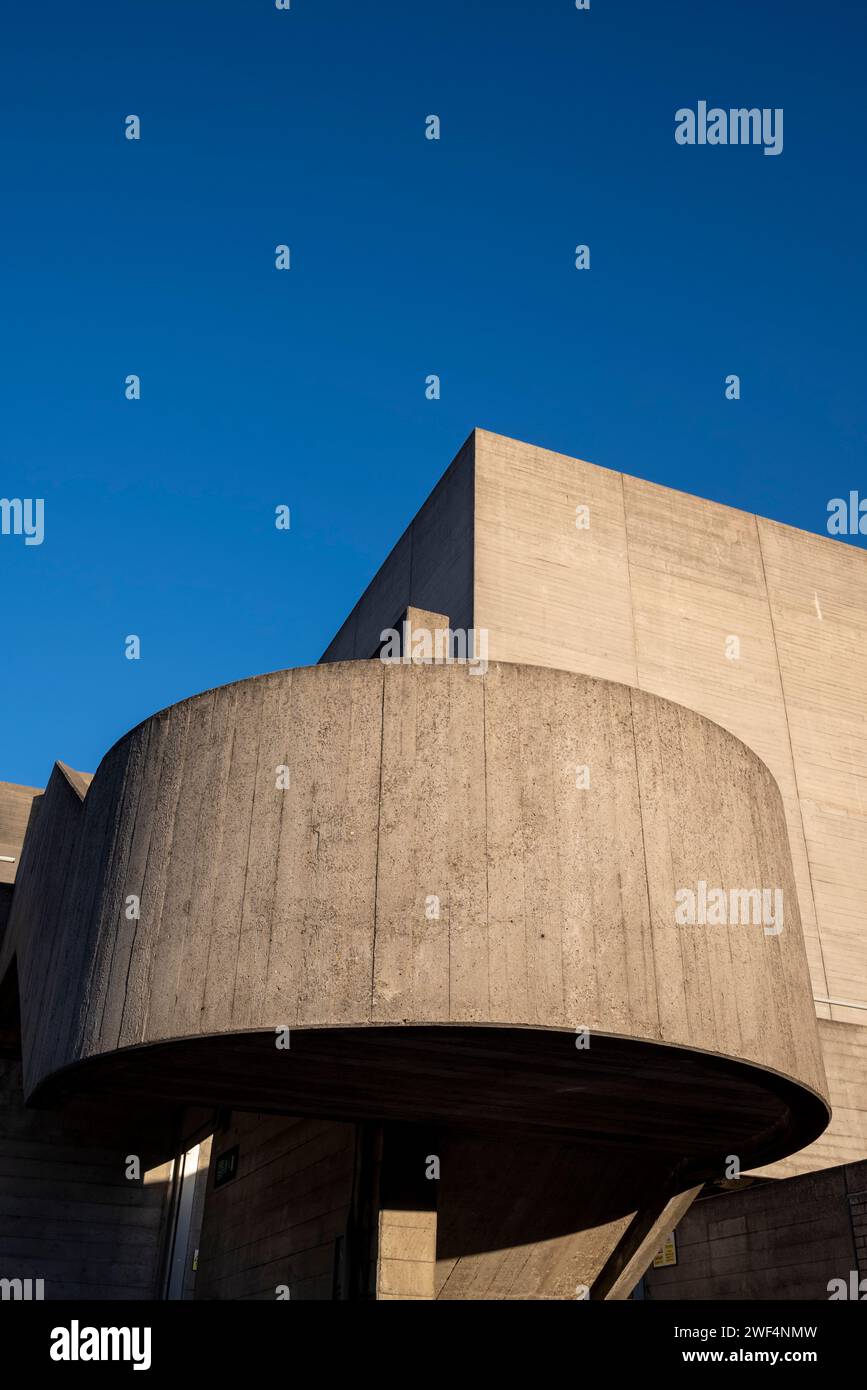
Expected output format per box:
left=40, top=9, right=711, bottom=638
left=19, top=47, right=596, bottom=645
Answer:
left=1, top=429, right=864, bottom=1300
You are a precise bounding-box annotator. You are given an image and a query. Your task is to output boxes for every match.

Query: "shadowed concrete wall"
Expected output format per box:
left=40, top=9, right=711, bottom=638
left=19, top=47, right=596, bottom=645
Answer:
left=1, top=660, right=827, bottom=1109
left=322, top=433, right=474, bottom=663
left=195, top=1112, right=355, bottom=1300
left=643, top=1159, right=867, bottom=1301
left=434, top=1133, right=682, bottom=1300
left=0, top=1058, right=170, bottom=1300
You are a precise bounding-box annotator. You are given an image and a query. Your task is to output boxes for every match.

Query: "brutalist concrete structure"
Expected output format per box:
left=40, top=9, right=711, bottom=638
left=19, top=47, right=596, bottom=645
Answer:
left=2, top=429, right=865, bottom=1300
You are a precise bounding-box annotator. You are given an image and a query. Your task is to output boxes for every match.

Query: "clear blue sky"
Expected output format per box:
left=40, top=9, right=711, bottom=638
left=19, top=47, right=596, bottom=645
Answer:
left=2, top=0, right=866, bottom=786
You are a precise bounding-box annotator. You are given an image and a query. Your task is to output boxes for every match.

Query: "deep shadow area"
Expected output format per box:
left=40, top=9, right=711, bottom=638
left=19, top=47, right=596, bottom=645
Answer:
left=33, top=1024, right=829, bottom=1191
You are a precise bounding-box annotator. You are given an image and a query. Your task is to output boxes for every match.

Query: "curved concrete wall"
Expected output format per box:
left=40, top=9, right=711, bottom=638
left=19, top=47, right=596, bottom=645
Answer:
left=2, top=660, right=827, bottom=1118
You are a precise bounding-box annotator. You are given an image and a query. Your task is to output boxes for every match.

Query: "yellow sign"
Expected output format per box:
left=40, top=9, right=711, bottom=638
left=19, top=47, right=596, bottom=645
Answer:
left=652, top=1232, right=677, bottom=1268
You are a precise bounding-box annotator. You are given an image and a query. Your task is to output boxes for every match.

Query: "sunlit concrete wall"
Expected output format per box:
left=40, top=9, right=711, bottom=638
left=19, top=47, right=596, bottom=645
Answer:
left=321, top=429, right=867, bottom=1173
left=0, top=661, right=826, bottom=1105
left=473, top=429, right=867, bottom=1030
left=472, top=429, right=867, bottom=1173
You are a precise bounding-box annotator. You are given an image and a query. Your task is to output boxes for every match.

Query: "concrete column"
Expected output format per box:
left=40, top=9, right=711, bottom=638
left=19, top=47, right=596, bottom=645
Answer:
left=375, top=1124, right=438, bottom=1301
left=376, top=1209, right=437, bottom=1300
